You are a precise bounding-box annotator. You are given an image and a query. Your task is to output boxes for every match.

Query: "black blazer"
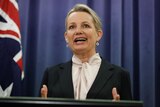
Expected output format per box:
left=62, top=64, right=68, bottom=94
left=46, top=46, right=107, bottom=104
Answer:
left=40, top=59, right=132, bottom=100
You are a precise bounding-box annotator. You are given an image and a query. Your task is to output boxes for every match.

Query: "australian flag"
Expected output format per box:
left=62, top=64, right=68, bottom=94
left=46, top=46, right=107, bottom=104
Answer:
left=0, top=0, right=24, bottom=96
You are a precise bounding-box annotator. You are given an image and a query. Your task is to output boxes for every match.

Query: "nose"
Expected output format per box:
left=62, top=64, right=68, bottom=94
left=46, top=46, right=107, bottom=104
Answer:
left=74, top=27, right=83, bottom=35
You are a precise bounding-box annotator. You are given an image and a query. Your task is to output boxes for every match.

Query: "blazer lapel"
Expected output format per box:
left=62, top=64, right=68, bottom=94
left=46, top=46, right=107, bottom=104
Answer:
left=87, top=59, right=114, bottom=98
left=59, top=61, right=74, bottom=98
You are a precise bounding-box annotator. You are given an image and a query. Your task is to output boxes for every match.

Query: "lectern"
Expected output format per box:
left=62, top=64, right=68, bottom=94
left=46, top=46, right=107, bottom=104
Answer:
left=0, top=97, right=143, bottom=107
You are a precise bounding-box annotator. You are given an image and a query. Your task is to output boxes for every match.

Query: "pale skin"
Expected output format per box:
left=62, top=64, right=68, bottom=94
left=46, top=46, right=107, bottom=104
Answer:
left=41, top=12, right=120, bottom=100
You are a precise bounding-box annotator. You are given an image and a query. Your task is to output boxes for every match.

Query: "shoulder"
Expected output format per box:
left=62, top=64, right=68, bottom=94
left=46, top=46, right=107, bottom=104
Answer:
left=45, top=60, right=72, bottom=73
left=111, top=64, right=130, bottom=78
left=111, top=63, right=128, bottom=72
left=101, top=58, right=130, bottom=75
left=101, top=59, right=131, bottom=85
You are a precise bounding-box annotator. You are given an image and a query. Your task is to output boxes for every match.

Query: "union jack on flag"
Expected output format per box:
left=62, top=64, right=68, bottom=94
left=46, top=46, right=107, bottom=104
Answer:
left=0, top=0, right=24, bottom=96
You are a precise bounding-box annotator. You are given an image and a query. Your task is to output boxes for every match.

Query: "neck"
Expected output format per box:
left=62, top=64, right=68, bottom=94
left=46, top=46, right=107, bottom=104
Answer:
left=74, top=52, right=97, bottom=63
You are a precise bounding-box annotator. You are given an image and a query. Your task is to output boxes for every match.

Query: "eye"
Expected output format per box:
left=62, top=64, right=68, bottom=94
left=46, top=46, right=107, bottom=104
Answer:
left=68, top=25, right=75, bottom=30
left=82, top=24, right=90, bottom=28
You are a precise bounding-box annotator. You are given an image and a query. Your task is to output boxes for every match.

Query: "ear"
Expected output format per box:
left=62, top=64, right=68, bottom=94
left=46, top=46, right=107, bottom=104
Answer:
left=97, top=30, right=103, bottom=41
left=64, top=32, right=68, bottom=43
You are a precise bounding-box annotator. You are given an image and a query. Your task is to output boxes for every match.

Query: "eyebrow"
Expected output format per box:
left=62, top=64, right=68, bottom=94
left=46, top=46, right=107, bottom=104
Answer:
left=68, top=21, right=90, bottom=25
left=82, top=21, right=90, bottom=24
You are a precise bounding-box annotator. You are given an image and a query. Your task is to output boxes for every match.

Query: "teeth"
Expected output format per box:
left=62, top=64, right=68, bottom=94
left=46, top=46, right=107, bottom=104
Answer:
left=75, top=38, right=87, bottom=42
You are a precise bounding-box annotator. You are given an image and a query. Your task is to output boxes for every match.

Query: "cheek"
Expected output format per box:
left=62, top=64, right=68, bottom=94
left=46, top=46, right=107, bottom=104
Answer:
left=66, top=32, right=74, bottom=40
left=88, top=31, right=98, bottom=41
left=67, top=30, right=75, bottom=34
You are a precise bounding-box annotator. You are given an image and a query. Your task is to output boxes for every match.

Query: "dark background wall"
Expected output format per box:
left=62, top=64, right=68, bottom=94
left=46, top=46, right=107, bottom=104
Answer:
left=18, top=0, right=160, bottom=107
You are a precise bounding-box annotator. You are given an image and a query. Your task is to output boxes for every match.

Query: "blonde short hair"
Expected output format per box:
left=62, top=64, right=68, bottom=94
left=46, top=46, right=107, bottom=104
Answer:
left=65, top=4, right=102, bottom=31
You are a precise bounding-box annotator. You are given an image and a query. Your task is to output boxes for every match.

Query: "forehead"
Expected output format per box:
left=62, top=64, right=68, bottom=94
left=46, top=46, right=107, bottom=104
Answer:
left=67, top=12, right=93, bottom=24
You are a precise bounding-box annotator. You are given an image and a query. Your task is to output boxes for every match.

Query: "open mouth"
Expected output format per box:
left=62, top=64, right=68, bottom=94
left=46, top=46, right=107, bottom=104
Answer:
left=74, top=37, right=87, bottom=42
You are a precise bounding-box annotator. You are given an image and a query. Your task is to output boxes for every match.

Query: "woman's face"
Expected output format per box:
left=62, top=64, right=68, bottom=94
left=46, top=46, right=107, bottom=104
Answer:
left=65, top=12, right=102, bottom=55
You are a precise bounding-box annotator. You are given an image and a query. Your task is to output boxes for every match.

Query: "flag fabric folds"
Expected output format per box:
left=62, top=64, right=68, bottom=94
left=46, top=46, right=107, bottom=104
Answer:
left=0, top=0, right=24, bottom=96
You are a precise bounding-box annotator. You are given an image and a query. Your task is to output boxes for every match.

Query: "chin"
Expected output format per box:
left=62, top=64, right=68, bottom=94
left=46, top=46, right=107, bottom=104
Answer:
left=74, top=48, right=87, bottom=53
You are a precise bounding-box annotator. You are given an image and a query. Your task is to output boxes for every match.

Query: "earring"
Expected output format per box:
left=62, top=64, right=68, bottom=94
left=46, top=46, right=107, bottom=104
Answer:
left=65, top=38, right=69, bottom=47
left=65, top=38, right=68, bottom=43
left=96, top=41, right=99, bottom=46
left=66, top=44, right=68, bottom=47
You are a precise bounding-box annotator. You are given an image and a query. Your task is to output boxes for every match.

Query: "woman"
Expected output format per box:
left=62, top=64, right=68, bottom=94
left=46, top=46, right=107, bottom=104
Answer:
left=40, top=3, right=132, bottom=100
